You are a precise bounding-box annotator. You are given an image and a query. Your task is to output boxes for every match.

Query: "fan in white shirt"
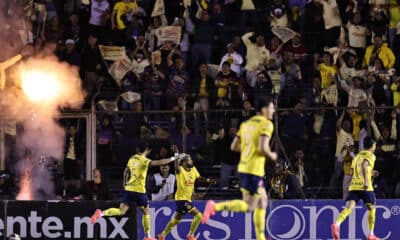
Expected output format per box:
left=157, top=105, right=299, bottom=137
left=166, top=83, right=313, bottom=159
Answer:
left=218, top=43, right=243, bottom=76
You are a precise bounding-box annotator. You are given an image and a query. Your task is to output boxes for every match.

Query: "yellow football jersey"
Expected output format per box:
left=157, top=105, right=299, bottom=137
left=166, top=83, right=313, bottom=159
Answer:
left=349, top=150, right=376, bottom=191
left=175, top=166, right=200, bottom=201
left=124, top=154, right=151, bottom=193
left=237, top=115, right=274, bottom=177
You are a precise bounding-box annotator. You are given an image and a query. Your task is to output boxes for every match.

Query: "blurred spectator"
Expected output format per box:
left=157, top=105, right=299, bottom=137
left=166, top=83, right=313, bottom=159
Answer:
left=215, top=61, right=239, bottom=108
left=292, top=149, right=307, bottom=189
left=214, top=128, right=239, bottom=189
left=242, top=32, right=270, bottom=87
left=218, top=43, right=243, bottom=76
left=81, top=34, right=103, bottom=100
left=339, top=143, right=356, bottom=199
left=192, top=64, right=214, bottom=125
left=166, top=56, right=190, bottom=107
left=270, top=160, right=305, bottom=199
left=331, top=110, right=354, bottom=190
left=314, top=52, right=337, bottom=90
left=61, top=39, right=81, bottom=66
left=97, top=116, right=113, bottom=165
left=143, top=51, right=166, bottom=112
left=88, top=0, right=110, bottom=42
left=363, top=35, right=395, bottom=69
left=191, top=10, right=216, bottom=70
left=64, top=125, right=82, bottom=188
left=281, top=100, right=308, bottom=156
left=111, top=0, right=138, bottom=45
left=317, top=0, right=342, bottom=47
left=83, top=168, right=112, bottom=200
left=147, top=164, right=175, bottom=201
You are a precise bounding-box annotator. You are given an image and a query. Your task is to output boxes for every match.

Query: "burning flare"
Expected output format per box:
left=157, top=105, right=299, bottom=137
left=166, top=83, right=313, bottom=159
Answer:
left=16, top=168, right=33, bottom=201
left=20, top=69, right=62, bottom=102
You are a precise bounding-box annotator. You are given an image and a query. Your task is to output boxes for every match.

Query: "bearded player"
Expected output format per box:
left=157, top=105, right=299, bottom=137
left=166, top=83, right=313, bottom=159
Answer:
left=331, top=137, right=380, bottom=240
left=157, top=151, right=216, bottom=240
left=90, top=142, right=185, bottom=240
left=202, top=97, right=277, bottom=240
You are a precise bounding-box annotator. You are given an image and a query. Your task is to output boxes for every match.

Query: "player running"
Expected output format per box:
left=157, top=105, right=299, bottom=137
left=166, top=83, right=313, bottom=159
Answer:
left=157, top=147, right=216, bottom=240
left=331, top=137, right=380, bottom=240
left=202, top=97, right=277, bottom=240
left=90, top=142, right=185, bottom=240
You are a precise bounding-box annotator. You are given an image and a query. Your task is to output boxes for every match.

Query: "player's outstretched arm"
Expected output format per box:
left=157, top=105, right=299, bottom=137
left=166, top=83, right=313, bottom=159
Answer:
left=171, top=145, right=181, bottom=174
left=230, top=136, right=241, bottom=152
left=150, top=153, right=186, bottom=167
left=259, top=135, right=277, bottom=161
left=150, top=156, right=177, bottom=167
left=362, top=159, right=370, bottom=190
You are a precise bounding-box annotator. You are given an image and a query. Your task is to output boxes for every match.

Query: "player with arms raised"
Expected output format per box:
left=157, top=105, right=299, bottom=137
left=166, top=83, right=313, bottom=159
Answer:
left=202, top=97, right=277, bottom=240
left=331, top=137, right=380, bottom=240
left=90, top=142, right=185, bottom=240
left=157, top=146, right=216, bottom=240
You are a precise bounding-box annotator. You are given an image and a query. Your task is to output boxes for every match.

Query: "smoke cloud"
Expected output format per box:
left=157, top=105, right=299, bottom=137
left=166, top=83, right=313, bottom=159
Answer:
left=0, top=1, right=85, bottom=200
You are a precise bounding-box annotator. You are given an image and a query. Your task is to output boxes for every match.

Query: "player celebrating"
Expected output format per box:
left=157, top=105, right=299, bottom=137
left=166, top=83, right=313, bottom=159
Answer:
left=202, top=97, right=277, bottom=240
left=90, top=142, right=185, bottom=240
left=157, top=150, right=216, bottom=240
left=331, top=137, right=380, bottom=240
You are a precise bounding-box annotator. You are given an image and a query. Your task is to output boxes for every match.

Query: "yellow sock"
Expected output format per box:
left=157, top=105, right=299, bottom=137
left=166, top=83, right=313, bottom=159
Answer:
left=367, top=205, right=376, bottom=234
left=253, top=208, right=266, bottom=240
left=161, top=218, right=181, bottom=236
left=189, top=212, right=202, bottom=235
left=103, top=208, right=122, bottom=216
left=215, top=200, right=249, bottom=212
left=142, top=214, right=151, bottom=236
left=336, top=208, right=352, bottom=225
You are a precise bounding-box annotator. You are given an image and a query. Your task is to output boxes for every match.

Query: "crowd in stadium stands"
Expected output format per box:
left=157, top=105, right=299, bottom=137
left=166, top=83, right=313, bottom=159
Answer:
left=3, top=0, right=400, bottom=200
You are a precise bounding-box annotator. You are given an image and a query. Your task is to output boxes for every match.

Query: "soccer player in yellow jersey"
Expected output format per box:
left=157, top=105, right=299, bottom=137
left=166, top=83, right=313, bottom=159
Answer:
left=90, top=142, right=185, bottom=240
left=157, top=153, right=216, bottom=240
left=202, top=97, right=277, bottom=240
left=331, top=137, right=380, bottom=240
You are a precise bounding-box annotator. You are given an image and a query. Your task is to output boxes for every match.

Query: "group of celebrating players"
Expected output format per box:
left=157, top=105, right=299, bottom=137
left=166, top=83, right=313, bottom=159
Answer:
left=90, top=97, right=380, bottom=240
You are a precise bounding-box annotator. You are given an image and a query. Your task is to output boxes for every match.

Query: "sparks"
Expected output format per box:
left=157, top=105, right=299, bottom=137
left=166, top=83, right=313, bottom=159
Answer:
left=16, top=168, right=33, bottom=200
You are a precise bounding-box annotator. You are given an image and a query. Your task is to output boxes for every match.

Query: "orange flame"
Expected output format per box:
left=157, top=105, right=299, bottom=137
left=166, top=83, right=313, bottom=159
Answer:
left=16, top=169, right=33, bottom=200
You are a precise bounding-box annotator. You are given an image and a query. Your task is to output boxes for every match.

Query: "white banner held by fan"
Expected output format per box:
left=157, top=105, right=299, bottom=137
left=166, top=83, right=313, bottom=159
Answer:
left=120, top=91, right=141, bottom=103
left=321, top=84, right=338, bottom=106
left=99, top=45, right=126, bottom=61
left=271, top=26, right=297, bottom=43
left=151, top=0, right=165, bottom=17
left=98, top=100, right=118, bottom=113
left=155, top=26, right=182, bottom=46
left=108, top=57, right=132, bottom=86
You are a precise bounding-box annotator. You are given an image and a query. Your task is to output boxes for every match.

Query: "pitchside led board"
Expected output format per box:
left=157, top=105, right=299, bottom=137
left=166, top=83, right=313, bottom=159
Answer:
left=0, top=200, right=399, bottom=239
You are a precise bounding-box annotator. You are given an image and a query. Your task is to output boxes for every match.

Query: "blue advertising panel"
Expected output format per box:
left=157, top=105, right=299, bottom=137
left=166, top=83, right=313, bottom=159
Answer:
left=138, top=200, right=400, bottom=240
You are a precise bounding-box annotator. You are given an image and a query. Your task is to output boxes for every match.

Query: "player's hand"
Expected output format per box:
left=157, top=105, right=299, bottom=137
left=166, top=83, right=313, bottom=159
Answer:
left=175, top=153, right=188, bottom=161
left=171, top=144, right=179, bottom=154
left=269, top=152, right=278, bottom=161
left=363, top=183, right=369, bottom=191
left=372, top=170, right=379, bottom=177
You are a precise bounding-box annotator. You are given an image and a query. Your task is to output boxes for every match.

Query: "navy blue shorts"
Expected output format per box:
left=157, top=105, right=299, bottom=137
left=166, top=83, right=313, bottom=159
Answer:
left=345, top=191, right=376, bottom=205
left=175, top=200, right=195, bottom=214
left=121, top=191, right=149, bottom=207
left=239, top=173, right=264, bottom=195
